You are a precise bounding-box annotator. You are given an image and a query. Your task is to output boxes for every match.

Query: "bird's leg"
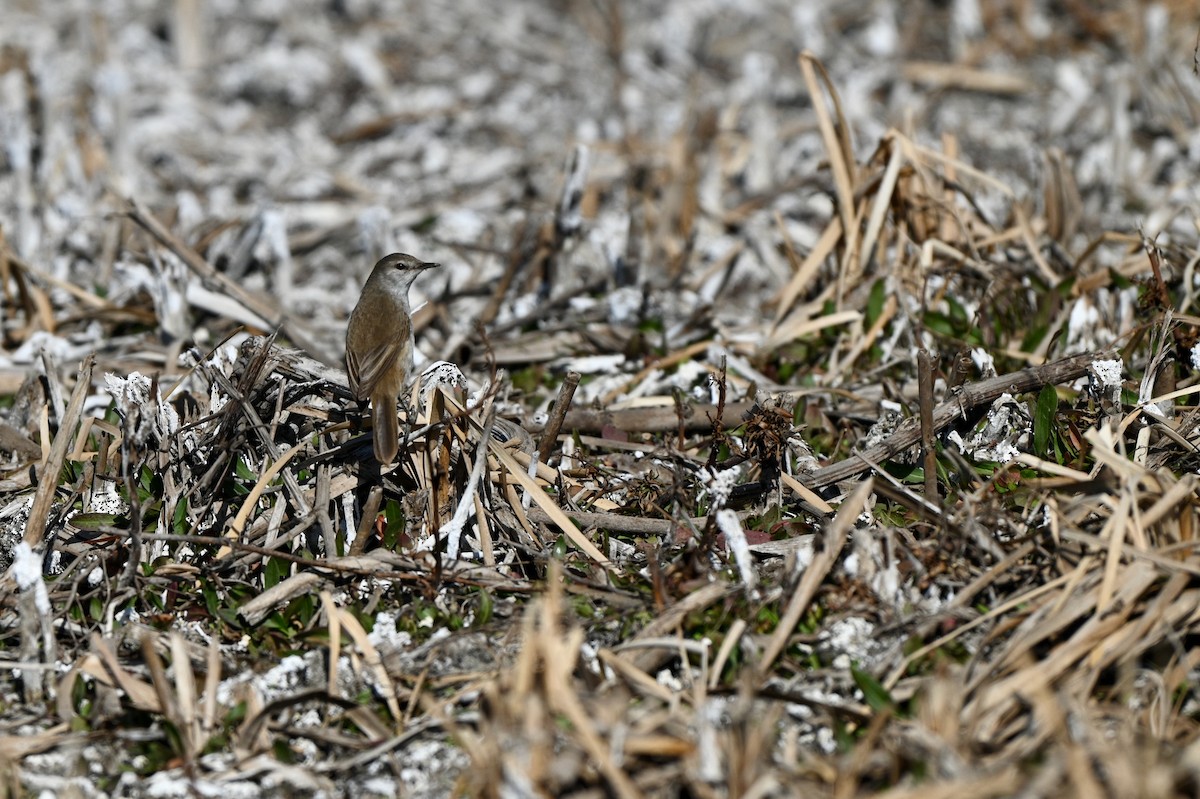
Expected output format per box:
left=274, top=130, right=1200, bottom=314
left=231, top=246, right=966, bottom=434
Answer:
left=350, top=397, right=372, bottom=449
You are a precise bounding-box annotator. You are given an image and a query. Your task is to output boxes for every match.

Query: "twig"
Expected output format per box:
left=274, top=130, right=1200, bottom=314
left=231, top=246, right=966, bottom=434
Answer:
left=479, top=220, right=531, bottom=328
left=918, top=348, right=937, bottom=501
left=537, top=370, right=580, bottom=465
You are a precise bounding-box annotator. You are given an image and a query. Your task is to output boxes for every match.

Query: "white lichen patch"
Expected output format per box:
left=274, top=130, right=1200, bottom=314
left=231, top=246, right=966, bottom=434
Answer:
left=957, top=393, right=1032, bottom=464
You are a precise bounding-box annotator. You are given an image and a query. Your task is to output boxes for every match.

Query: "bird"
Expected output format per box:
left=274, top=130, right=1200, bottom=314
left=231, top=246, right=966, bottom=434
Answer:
left=345, top=253, right=440, bottom=464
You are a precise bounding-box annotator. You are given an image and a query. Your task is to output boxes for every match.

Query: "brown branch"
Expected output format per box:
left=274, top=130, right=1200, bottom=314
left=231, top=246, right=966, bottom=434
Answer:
left=918, top=348, right=937, bottom=502
left=555, top=399, right=764, bottom=435
left=803, top=349, right=1112, bottom=490
left=537, top=370, right=580, bottom=464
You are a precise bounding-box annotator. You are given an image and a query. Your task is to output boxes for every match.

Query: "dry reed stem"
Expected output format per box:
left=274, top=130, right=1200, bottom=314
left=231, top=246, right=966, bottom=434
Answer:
left=24, top=354, right=93, bottom=549
left=7, top=9, right=1200, bottom=793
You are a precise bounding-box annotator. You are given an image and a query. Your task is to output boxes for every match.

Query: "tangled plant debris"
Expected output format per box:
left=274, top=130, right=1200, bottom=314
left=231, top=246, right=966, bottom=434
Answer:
left=3, top=1, right=1200, bottom=797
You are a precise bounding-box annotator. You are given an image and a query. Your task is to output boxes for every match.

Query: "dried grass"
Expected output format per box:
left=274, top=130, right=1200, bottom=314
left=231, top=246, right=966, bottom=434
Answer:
left=3, top=2, right=1200, bottom=797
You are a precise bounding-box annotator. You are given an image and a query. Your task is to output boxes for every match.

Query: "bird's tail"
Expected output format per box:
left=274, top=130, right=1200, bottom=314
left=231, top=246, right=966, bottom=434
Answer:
left=372, top=395, right=399, bottom=464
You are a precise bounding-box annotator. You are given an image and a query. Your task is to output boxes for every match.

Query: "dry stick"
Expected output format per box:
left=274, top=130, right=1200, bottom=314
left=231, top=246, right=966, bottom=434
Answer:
left=537, top=370, right=580, bottom=465
left=800, top=52, right=861, bottom=306
left=217, top=442, right=305, bottom=558
left=3, top=244, right=112, bottom=310
left=321, top=591, right=342, bottom=705
left=123, top=197, right=335, bottom=365
left=238, top=573, right=324, bottom=626
left=0, top=420, right=40, bottom=459
left=91, top=633, right=160, bottom=712
left=701, top=358, right=730, bottom=470
left=559, top=399, right=764, bottom=435
left=442, top=405, right=495, bottom=561
left=227, top=513, right=319, bottom=571
left=672, top=387, right=687, bottom=450
left=140, top=531, right=537, bottom=600
left=968, top=563, right=1159, bottom=735
left=201, top=638, right=221, bottom=740
left=486, top=277, right=609, bottom=339
left=559, top=349, right=1102, bottom=473
left=918, top=349, right=938, bottom=502
left=903, top=61, right=1031, bottom=94
left=858, top=133, right=905, bottom=272
left=881, top=540, right=1040, bottom=690
left=25, top=354, right=94, bottom=548
left=803, top=349, right=1110, bottom=491
left=539, top=587, right=641, bottom=799
left=40, top=353, right=65, bottom=444
left=768, top=305, right=860, bottom=352
left=489, top=439, right=611, bottom=568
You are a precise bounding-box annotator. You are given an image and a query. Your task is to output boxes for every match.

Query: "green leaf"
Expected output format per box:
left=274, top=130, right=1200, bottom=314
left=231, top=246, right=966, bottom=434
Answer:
left=263, top=613, right=290, bottom=634
left=382, top=500, right=405, bottom=550
left=296, top=592, right=316, bottom=623
left=203, top=585, right=220, bottom=618
left=235, top=457, right=256, bottom=482
left=71, top=512, right=124, bottom=531
left=1034, top=385, right=1058, bottom=459
left=476, top=589, right=494, bottom=626
left=865, top=279, right=886, bottom=327
left=922, top=311, right=956, bottom=338
left=264, top=557, right=288, bottom=589
left=171, top=499, right=189, bottom=535
left=852, top=665, right=895, bottom=712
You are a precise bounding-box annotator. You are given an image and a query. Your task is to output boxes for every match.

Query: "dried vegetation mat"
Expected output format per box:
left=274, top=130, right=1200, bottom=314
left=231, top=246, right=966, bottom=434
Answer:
left=4, top=53, right=1200, bottom=797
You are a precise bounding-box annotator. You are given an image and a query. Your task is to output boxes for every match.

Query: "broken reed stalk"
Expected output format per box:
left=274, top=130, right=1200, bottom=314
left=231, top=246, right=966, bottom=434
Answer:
left=918, top=348, right=937, bottom=501
left=537, top=370, right=580, bottom=465
left=547, top=350, right=1109, bottom=497
left=25, top=353, right=94, bottom=548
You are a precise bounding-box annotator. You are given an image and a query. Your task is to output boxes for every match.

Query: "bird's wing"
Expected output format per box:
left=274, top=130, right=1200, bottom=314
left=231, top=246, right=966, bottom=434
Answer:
left=346, top=328, right=406, bottom=401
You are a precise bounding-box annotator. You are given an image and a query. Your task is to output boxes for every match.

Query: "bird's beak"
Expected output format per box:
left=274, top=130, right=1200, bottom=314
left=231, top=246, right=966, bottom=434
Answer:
left=422, top=262, right=440, bottom=270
